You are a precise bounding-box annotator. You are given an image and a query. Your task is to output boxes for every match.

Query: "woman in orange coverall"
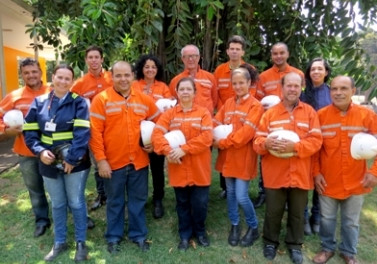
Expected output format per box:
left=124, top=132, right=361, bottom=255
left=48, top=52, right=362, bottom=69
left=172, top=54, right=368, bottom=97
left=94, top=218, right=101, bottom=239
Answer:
left=152, top=77, right=213, bottom=251
left=133, top=54, right=172, bottom=219
left=213, top=65, right=264, bottom=247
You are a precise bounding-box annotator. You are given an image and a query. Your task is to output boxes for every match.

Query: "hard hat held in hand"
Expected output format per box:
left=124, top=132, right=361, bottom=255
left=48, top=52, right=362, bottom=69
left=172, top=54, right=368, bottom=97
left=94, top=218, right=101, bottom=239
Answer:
left=3, top=109, right=24, bottom=128
left=213, top=124, right=233, bottom=141
left=140, top=120, right=155, bottom=146
left=164, top=130, right=186, bottom=149
left=156, top=98, right=177, bottom=112
left=267, top=130, right=300, bottom=158
left=351, top=132, right=377, bottom=160
left=261, top=95, right=281, bottom=110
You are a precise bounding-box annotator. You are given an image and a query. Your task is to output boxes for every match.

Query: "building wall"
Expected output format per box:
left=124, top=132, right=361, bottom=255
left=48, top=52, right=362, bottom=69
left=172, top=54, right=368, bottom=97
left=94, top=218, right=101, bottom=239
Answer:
left=2, top=46, right=47, bottom=99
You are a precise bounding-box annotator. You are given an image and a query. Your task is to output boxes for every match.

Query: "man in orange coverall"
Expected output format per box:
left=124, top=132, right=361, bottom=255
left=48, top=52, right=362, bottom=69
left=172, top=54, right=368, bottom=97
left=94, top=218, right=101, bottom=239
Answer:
left=312, top=76, right=377, bottom=264
left=169, top=44, right=217, bottom=116
left=71, top=45, right=113, bottom=211
left=213, top=35, right=256, bottom=199
left=0, top=58, right=51, bottom=237
left=253, top=42, right=305, bottom=208
left=89, top=61, right=160, bottom=253
left=253, top=72, right=322, bottom=264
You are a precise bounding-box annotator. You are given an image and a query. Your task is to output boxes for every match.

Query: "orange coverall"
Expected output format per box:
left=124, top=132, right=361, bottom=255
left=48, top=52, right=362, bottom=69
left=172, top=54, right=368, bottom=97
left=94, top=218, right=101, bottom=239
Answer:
left=253, top=101, right=323, bottom=190
left=313, top=103, right=377, bottom=199
left=169, top=67, right=217, bottom=115
left=71, top=71, right=113, bottom=101
left=152, top=104, right=213, bottom=187
left=214, top=94, right=264, bottom=180
left=89, top=87, right=160, bottom=170
left=255, top=64, right=304, bottom=101
left=131, top=79, right=172, bottom=102
left=0, top=84, right=51, bottom=156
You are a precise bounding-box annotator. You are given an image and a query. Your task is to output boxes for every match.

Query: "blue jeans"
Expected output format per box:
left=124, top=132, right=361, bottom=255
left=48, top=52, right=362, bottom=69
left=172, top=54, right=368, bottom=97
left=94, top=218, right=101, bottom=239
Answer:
left=319, top=194, right=363, bottom=256
left=18, top=156, right=50, bottom=227
left=174, top=186, right=209, bottom=240
left=104, top=165, right=148, bottom=243
left=43, top=169, right=89, bottom=244
left=226, top=177, right=258, bottom=228
left=304, top=190, right=320, bottom=223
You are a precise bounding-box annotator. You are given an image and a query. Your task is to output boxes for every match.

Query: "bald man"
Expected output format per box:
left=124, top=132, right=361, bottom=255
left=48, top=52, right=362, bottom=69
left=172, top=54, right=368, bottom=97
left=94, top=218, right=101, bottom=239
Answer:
left=90, top=61, right=160, bottom=253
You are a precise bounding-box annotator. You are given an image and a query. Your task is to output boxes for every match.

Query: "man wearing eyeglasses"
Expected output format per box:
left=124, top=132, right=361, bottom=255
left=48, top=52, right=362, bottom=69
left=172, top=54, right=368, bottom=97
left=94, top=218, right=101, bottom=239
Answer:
left=169, top=44, right=217, bottom=116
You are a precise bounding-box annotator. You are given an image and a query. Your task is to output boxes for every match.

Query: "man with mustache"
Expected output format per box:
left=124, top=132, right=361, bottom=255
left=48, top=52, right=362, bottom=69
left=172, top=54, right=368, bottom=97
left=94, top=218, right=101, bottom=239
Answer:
left=312, top=76, right=377, bottom=264
left=253, top=72, right=322, bottom=264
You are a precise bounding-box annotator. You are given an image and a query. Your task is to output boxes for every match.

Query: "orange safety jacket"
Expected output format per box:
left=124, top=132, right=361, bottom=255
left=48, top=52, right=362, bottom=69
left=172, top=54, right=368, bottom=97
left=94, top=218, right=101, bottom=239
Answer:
left=169, top=67, right=217, bottom=115
left=255, top=64, right=304, bottom=101
left=253, top=101, right=323, bottom=190
left=131, top=79, right=172, bottom=102
left=313, top=103, right=377, bottom=199
left=89, top=87, right=160, bottom=170
left=71, top=70, right=113, bottom=102
left=213, top=94, right=264, bottom=180
left=152, top=104, right=213, bottom=187
left=0, top=84, right=51, bottom=156
left=214, top=61, right=257, bottom=110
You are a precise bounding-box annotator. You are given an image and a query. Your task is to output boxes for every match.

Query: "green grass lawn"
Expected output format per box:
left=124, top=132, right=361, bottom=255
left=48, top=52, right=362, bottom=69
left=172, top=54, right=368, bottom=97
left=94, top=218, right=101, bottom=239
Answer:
left=1, top=160, right=377, bottom=263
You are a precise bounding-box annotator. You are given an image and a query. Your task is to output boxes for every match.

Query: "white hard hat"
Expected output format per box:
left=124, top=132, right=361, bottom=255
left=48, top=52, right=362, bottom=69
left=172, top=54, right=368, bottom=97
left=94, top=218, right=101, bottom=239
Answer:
left=164, top=130, right=186, bottom=148
left=156, top=98, right=177, bottom=112
left=267, top=129, right=300, bottom=158
left=140, top=120, right=155, bottom=146
left=350, top=132, right=377, bottom=160
left=213, top=124, right=233, bottom=141
left=261, top=95, right=281, bottom=110
left=3, top=109, right=24, bottom=128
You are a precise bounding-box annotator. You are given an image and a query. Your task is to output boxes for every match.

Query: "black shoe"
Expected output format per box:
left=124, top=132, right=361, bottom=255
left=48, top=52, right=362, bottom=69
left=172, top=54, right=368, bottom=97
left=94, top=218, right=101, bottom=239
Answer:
left=107, top=241, right=121, bottom=254
left=304, top=220, right=312, bottom=236
left=178, top=239, right=189, bottom=251
left=44, top=243, right=68, bottom=261
left=289, top=249, right=303, bottom=264
left=219, top=190, right=227, bottom=199
left=240, top=227, right=259, bottom=247
left=263, top=244, right=277, bottom=260
left=90, top=194, right=107, bottom=211
left=74, top=241, right=88, bottom=262
left=152, top=200, right=164, bottom=219
left=87, top=217, right=95, bottom=230
left=134, top=239, right=150, bottom=252
left=254, top=193, right=266, bottom=208
left=228, top=225, right=241, bottom=246
left=197, top=235, right=210, bottom=247
left=34, top=224, right=50, bottom=237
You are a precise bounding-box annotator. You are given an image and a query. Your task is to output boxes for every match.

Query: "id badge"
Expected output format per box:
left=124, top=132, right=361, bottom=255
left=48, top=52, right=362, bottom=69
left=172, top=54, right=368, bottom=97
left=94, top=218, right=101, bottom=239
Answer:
left=45, top=121, right=57, bottom=132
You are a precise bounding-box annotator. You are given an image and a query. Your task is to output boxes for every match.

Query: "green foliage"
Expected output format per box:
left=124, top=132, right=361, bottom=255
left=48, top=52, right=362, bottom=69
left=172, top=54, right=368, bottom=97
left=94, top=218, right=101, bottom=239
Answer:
left=25, top=0, right=377, bottom=95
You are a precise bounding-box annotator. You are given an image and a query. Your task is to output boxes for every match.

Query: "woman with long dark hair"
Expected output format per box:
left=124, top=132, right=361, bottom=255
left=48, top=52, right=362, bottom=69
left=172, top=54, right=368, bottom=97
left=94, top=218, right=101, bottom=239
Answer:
left=301, top=58, right=331, bottom=236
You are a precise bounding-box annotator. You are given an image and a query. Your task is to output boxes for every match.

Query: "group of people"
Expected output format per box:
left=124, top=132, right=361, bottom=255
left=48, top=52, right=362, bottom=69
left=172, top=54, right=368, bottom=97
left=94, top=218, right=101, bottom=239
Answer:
left=0, top=36, right=376, bottom=264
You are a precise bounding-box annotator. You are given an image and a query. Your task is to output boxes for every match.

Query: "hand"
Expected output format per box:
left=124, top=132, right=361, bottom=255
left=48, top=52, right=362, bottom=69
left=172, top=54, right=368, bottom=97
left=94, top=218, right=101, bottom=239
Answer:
left=314, top=174, right=327, bottom=194
left=169, top=148, right=186, bottom=160
left=40, top=150, right=56, bottom=165
left=5, top=125, right=23, bottom=137
left=212, top=139, right=220, bottom=149
left=98, top=160, right=112, bottom=178
left=361, top=173, right=377, bottom=189
left=63, top=161, right=74, bottom=174
left=167, top=155, right=181, bottom=164
left=142, top=144, right=154, bottom=153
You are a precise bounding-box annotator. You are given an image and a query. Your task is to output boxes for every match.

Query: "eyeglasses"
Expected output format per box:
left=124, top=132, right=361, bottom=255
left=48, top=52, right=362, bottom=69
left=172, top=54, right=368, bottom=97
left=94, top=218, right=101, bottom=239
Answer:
left=182, top=54, right=200, bottom=60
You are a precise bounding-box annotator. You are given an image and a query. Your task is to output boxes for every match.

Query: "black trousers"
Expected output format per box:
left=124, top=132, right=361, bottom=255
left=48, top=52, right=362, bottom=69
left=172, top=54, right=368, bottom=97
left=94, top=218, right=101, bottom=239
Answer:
left=149, top=152, right=165, bottom=201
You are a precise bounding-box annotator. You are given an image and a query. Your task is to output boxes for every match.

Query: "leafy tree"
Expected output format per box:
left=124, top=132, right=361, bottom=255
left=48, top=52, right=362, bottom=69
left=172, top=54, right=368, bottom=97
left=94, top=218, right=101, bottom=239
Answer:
left=24, top=0, right=377, bottom=97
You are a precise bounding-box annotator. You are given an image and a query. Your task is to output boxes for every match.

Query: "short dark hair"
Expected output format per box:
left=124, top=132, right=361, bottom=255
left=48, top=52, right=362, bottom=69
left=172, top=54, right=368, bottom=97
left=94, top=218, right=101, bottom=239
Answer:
left=85, top=45, right=103, bottom=58
left=19, top=58, right=41, bottom=72
left=176, top=77, right=196, bottom=92
left=53, top=64, right=75, bottom=79
left=134, top=54, right=164, bottom=81
left=271, top=42, right=288, bottom=53
left=227, top=35, right=246, bottom=50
